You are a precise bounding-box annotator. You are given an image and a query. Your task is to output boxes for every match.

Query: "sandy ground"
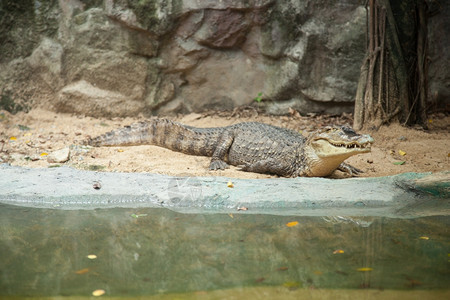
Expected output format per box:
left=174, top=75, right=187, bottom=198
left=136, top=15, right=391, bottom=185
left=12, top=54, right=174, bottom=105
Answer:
left=0, top=109, right=448, bottom=179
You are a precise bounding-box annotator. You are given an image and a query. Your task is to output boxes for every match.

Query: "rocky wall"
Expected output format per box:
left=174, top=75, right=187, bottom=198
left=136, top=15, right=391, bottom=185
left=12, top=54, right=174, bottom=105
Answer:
left=0, top=0, right=447, bottom=117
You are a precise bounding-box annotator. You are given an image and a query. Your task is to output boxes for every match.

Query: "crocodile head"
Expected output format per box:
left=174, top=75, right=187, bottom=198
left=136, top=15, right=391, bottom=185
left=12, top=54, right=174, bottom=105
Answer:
left=304, top=125, right=373, bottom=176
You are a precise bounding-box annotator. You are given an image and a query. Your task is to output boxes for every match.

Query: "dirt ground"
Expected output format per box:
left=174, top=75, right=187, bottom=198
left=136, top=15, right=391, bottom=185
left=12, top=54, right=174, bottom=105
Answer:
left=0, top=108, right=448, bottom=179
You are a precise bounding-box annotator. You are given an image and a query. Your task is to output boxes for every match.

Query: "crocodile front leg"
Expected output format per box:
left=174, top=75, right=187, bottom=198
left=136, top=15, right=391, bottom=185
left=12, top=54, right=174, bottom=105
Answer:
left=337, top=162, right=363, bottom=176
left=209, top=130, right=234, bottom=170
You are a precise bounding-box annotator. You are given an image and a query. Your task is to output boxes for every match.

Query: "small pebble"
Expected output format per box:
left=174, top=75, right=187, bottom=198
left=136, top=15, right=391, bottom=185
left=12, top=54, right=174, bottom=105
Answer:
left=93, top=181, right=102, bottom=190
left=47, top=147, right=70, bottom=163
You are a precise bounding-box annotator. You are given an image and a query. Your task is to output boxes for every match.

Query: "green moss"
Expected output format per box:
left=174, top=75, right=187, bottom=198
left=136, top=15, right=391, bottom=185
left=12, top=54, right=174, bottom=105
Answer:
left=0, top=0, right=59, bottom=62
left=0, top=90, right=28, bottom=114
left=87, top=164, right=106, bottom=171
left=126, top=0, right=182, bottom=35
left=79, top=0, right=103, bottom=10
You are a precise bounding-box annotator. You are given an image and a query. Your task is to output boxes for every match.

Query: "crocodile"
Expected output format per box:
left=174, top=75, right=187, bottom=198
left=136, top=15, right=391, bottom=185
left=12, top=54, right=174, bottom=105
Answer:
left=86, top=118, right=373, bottom=177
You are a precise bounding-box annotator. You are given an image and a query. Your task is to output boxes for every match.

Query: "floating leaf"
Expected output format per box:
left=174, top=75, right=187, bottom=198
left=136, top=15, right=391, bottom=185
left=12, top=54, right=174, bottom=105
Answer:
left=357, top=267, right=373, bottom=272
left=228, top=213, right=234, bottom=219
left=286, top=221, right=299, bottom=227
left=92, top=289, right=105, bottom=296
left=419, top=236, right=429, bottom=240
left=75, top=268, right=90, bottom=274
left=87, top=254, right=97, bottom=260
left=40, top=152, right=48, bottom=156
left=335, top=270, right=349, bottom=276
left=393, top=161, right=405, bottom=165
left=313, top=270, right=323, bottom=275
left=131, top=213, right=148, bottom=219
left=398, top=150, right=406, bottom=156
left=333, top=249, right=345, bottom=254
left=227, top=181, right=234, bottom=188
left=9, top=136, right=17, bottom=141
left=283, top=281, right=302, bottom=289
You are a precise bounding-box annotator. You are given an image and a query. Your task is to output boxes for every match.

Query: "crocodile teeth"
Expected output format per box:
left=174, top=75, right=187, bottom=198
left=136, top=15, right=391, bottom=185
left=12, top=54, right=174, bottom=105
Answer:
left=331, top=142, right=368, bottom=149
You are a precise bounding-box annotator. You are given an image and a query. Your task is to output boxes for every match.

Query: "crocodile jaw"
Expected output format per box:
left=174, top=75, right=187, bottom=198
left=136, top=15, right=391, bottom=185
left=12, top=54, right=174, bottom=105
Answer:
left=311, top=138, right=372, bottom=158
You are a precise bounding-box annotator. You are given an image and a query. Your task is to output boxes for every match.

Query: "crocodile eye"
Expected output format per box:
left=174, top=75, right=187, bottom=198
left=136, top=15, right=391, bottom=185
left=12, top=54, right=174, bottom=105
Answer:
left=341, top=126, right=358, bottom=137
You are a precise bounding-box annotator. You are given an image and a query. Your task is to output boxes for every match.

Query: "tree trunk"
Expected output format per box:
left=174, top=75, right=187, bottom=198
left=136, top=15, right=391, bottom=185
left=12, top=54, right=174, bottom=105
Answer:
left=354, top=0, right=428, bottom=130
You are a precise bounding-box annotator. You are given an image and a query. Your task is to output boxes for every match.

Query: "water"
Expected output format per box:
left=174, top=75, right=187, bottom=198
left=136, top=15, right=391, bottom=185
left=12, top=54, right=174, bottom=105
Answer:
left=0, top=204, right=449, bottom=299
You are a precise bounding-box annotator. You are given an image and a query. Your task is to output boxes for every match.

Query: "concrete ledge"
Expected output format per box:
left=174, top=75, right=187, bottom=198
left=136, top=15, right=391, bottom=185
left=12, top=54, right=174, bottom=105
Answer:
left=0, top=164, right=448, bottom=217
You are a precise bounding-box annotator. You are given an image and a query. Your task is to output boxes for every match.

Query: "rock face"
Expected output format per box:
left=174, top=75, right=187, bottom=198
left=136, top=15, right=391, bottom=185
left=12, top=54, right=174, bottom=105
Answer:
left=0, top=0, right=448, bottom=117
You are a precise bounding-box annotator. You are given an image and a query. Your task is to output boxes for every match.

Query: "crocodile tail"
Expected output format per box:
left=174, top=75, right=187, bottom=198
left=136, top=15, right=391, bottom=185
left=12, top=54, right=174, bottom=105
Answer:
left=86, top=118, right=220, bottom=157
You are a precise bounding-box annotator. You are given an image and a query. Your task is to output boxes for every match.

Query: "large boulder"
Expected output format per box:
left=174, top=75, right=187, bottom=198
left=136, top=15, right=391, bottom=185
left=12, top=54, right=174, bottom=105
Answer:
left=57, top=80, right=145, bottom=117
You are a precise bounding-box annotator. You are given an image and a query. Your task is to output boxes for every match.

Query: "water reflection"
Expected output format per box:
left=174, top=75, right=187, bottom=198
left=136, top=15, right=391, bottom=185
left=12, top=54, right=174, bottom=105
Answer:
left=0, top=204, right=448, bottom=297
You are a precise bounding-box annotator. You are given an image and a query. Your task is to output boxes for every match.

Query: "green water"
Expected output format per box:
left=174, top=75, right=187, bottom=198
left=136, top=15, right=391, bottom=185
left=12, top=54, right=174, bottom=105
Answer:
left=0, top=204, right=448, bottom=298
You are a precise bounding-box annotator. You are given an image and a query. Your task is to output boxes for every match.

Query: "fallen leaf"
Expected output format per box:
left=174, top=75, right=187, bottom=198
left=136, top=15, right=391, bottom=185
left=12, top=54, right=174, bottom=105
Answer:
left=18, top=124, right=30, bottom=131
left=357, top=267, right=373, bottom=272
left=277, top=266, right=288, bottom=271
left=40, top=152, right=48, bottom=156
left=393, top=161, right=405, bottom=165
left=398, top=150, right=406, bottom=156
left=87, top=254, right=97, bottom=259
left=23, top=132, right=32, bottom=137
left=9, top=136, right=17, bottom=141
left=419, top=236, right=429, bottom=240
left=227, top=181, right=234, bottom=188
left=228, top=213, right=234, bottom=218
left=117, top=149, right=124, bottom=152
left=286, top=221, right=299, bottom=227
left=237, top=206, right=248, bottom=211
left=333, top=249, right=345, bottom=254
left=92, top=289, right=105, bottom=296
left=75, top=268, right=90, bottom=274
left=313, top=270, right=323, bottom=275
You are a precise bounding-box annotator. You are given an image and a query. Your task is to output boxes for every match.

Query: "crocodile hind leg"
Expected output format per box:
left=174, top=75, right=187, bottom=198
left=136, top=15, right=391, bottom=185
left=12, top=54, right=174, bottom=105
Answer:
left=239, top=159, right=293, bottom=177
left=209, top=130, right=234, bottom=170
